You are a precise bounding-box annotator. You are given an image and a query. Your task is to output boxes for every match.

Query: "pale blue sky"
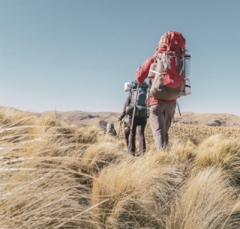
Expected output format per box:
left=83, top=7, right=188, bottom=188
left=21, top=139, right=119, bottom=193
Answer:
left=0, top=0, right=240, bottom=115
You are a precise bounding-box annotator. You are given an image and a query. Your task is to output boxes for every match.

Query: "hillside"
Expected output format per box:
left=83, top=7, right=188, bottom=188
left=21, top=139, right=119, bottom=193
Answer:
left=43, top=110, right=120, bottom=128
left=174, top=112, right=240, bottom=127
left=48, top=110, right=240, bottom=128
left=1, top=106, right=240, bottom=128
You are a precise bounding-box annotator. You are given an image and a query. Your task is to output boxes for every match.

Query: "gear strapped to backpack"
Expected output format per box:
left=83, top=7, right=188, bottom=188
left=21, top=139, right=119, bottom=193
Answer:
left=126, top=80, right=148, bottom=118
left=148, top=31, right=191, bottom=100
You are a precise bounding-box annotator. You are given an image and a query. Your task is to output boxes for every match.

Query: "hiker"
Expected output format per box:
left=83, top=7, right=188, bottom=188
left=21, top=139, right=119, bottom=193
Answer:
left=105, top=123, right=117, bottom=136
left=118, top=80, right=148, bottom=156
left=135, top=31, right=191, bottom=151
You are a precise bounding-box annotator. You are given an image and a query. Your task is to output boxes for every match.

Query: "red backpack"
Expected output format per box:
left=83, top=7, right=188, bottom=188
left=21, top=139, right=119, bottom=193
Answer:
left=148, top=31, right=186, bottom=100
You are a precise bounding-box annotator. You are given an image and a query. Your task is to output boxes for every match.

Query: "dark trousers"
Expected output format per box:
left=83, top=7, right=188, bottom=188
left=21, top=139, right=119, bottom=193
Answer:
left=124, top=117, right=147, bottom=155
left=150, top=103, right=175, bottom=152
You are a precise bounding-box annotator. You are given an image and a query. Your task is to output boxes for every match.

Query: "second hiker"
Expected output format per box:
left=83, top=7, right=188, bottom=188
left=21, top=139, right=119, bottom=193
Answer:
left=119, top=80, right=148, bottom=156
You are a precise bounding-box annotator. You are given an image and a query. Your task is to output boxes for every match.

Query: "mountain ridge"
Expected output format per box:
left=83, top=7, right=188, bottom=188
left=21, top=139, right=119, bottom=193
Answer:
left=1, top=106, right=240, bottom=128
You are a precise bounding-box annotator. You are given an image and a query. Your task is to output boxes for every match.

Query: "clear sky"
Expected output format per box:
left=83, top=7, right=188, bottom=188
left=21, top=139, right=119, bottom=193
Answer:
left=0, top=0, right=240, bottom=115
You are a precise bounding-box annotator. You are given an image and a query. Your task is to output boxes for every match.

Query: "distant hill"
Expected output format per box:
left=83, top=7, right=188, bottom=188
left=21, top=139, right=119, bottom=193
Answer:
left=1, top=106, right=240, bottom=128
left=0, top=106, right=41, bottom=117
left=45, top=110, right=240, bottom=128
left=174, top=112, right=240, bottom=127
left=43, top=110, right=120, bottom=127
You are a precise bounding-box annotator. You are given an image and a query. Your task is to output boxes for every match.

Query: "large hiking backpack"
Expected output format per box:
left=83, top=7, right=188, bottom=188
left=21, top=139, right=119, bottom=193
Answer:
left=148, top=31, right=188, bottom=100
left=126, top=80, right=148, bottom=118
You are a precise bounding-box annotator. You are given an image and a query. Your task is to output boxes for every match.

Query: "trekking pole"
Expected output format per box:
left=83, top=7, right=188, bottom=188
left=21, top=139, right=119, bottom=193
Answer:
left=117, top=121, right=122, bottom=143
left=173, top=120, right=175, bottom=144
left=177, top=101, right=181, bottom=116
left=128, top=82, right=140, bottom=153
left=147, top=79, right=151, bottom=117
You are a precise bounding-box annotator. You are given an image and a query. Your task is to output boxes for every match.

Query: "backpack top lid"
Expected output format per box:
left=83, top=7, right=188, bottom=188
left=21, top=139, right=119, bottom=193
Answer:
left=131, top=80, right=148, bottom=90
left=156, top=31, right=186, bottom=54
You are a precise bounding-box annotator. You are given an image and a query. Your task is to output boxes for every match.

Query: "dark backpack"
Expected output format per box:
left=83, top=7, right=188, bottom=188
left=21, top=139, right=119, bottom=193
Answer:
left=126, top=80, right=148, bottom=118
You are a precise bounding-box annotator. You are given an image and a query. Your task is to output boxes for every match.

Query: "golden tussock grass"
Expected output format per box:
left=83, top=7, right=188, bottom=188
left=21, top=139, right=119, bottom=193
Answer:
left=91, top=141, right=196, bottom=228
left=195, top=135, right=240, bottom=183
left=1, top=109, right=240, bottom=228
left=0, top=158, right=93, bottom=228
left=81, top=141, right=126, bottom=175
left=166, top=167, right=240, bottom=229
left=91, top=153, right=186, bottom=228
left=0, top=108, right=36, bottom=127
left=0, top=110, right=100, bottom=228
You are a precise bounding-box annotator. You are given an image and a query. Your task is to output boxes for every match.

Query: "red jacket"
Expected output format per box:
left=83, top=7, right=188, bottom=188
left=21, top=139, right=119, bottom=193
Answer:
left=136, top=56, right=176, bottom=106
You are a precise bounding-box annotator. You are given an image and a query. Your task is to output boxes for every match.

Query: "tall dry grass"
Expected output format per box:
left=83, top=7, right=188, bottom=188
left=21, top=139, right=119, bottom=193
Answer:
left=91, top=143, right=195, bottom=228
left=1, top=108, right=240, bottom=228
left=166, top=167, right=240, bottom=229
left=81, top=142, right=126, bottom=175
left=0, top=158, right=93, bottom=228
left=0, top=109, right=100, bottom=228
left=144, top=121, right=240, bottom=148
left=195, top=135, right=240, bottom=183
left=91, top=135, right=240, bottom=228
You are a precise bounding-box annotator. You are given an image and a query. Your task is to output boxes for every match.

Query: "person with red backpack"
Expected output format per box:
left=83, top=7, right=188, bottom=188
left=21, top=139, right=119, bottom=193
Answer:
left=136, top=31, right=191, bottom=151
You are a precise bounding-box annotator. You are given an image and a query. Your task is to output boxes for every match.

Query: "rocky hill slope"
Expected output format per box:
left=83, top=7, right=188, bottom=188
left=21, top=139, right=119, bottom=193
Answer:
left=48, top=110, right=240, bottom=128
left=1, top=106, right=240, bottom=128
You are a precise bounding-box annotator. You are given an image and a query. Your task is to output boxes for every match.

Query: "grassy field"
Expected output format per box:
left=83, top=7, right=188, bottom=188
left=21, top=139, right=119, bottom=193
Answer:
left=1, top=109, right=240, bottom=228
